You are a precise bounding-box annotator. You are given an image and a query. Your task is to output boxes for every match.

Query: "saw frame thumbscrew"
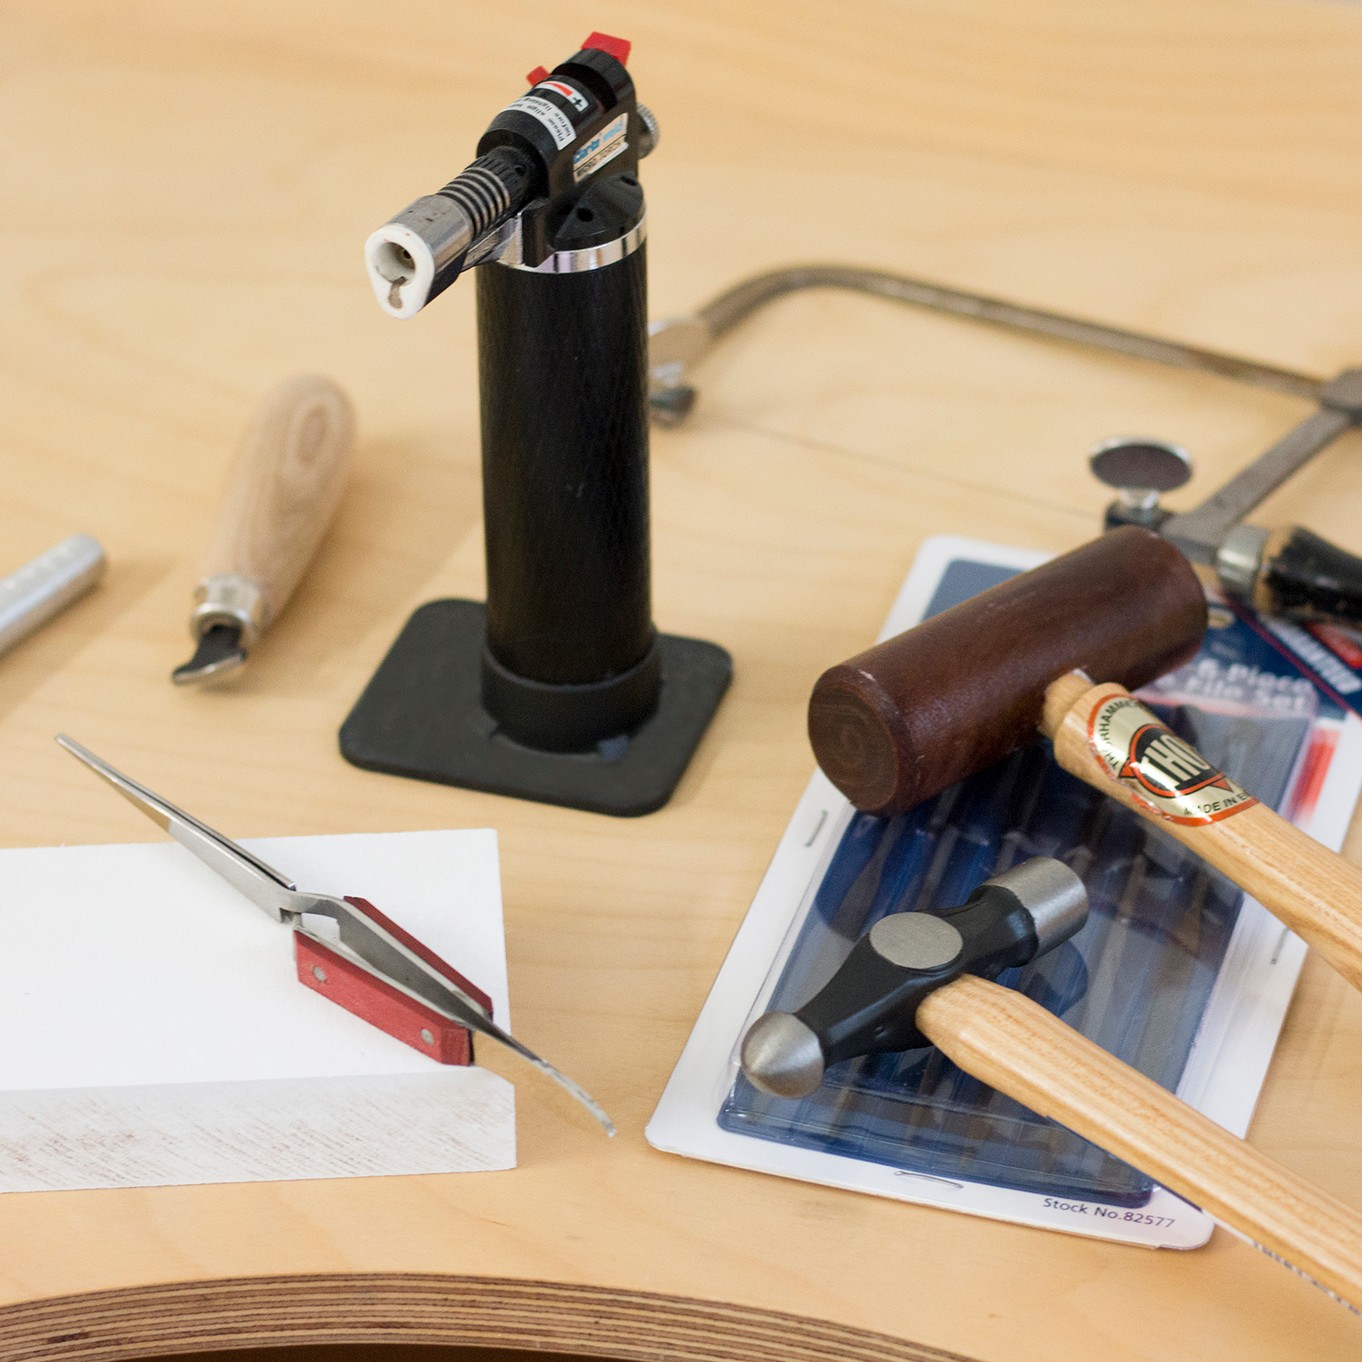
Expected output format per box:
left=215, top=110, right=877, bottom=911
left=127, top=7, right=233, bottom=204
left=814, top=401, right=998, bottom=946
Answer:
left=1089, top=436, right=1195, bottom=529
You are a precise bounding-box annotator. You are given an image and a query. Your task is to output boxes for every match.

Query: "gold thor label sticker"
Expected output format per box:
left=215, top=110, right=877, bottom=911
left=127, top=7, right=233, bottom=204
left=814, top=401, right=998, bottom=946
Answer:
left=1087, top=694, right=1258, bottom=825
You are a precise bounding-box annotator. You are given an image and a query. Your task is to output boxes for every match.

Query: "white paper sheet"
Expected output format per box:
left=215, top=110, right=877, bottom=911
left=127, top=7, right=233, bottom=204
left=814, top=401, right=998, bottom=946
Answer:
left=0, top=828, right=515, bottom=1190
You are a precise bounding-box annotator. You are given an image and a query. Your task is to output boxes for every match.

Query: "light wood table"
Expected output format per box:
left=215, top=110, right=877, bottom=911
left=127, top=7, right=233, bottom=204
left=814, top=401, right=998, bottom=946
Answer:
left=2, top=2, right=1362, bottom=1358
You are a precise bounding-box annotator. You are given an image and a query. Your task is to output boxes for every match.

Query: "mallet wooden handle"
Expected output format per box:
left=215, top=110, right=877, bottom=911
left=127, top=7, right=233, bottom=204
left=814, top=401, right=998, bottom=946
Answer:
left=198, top=374, right=355, bottom=631
left=1042, top=673, right=1362, bottom=993
left=919, top=973, right=1362, bottom=1311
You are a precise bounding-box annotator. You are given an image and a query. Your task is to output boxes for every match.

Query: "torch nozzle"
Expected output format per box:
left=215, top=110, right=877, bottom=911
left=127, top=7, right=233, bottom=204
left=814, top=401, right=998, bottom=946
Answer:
left=365, top=148, right=535, bottom=319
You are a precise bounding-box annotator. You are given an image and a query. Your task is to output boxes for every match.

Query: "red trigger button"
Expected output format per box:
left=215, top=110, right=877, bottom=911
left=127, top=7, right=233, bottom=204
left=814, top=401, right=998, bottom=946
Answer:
left=526, top=65, right=551, bottom=85
left=583, top=32, right=631, bottom=65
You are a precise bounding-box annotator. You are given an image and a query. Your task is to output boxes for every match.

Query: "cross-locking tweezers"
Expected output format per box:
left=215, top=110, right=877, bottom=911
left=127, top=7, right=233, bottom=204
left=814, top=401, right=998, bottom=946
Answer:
left=57, top=735, right=614, bottom=1134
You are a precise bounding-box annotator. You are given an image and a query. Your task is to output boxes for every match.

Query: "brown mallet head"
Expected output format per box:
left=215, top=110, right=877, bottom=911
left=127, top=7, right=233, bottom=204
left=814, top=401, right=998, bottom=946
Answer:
left=808, top=527, right=1207, bottom=816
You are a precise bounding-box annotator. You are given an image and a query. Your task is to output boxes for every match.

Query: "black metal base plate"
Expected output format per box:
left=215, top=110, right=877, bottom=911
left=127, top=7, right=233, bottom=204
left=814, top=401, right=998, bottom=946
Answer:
left=339, top=599, right=732, bottom=817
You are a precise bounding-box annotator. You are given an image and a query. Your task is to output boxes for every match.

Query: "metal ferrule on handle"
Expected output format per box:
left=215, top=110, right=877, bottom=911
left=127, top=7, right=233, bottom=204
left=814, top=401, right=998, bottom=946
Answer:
left=189, top=572, right=268, bottom=650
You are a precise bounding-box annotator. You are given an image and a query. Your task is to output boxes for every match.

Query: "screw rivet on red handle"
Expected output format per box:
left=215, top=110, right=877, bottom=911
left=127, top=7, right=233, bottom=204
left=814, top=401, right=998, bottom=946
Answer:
left=292, top=896, right=493, bottom=1066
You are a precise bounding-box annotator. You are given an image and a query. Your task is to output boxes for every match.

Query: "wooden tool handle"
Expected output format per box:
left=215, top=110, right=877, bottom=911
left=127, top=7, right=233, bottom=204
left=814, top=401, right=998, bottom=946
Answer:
left=918, top=973, right=1362, bottom=1310
left=1042, top=673, right=1362, bottom=993
left=199, top=374, right=355, bottom=626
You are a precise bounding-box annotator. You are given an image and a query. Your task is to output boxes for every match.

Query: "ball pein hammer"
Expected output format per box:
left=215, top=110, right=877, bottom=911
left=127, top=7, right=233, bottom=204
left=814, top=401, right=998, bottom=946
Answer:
left=807, top=525, right=1362, bottom=993
left=741, top=858, right=1362, bottom=1310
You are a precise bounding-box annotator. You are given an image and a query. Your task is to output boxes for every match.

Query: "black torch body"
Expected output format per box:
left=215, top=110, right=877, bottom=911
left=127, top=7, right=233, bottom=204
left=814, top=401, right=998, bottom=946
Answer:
left=475, top=179, right=659, bottom=751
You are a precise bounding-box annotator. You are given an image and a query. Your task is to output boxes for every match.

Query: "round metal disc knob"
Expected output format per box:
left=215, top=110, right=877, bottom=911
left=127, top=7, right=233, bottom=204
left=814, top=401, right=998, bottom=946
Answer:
left=1089, top=436, right=1194, bottom=512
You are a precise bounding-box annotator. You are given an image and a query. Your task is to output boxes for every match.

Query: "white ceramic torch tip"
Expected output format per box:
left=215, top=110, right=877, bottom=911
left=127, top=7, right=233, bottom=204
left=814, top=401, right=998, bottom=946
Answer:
left=365, top=222, right=436, bottom=319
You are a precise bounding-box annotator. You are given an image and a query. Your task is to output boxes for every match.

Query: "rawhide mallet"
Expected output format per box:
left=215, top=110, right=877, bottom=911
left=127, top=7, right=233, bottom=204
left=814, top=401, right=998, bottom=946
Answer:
left=808, top=525, right=1362, bottom=993
left=742, top=859, right=1362, bottom=1310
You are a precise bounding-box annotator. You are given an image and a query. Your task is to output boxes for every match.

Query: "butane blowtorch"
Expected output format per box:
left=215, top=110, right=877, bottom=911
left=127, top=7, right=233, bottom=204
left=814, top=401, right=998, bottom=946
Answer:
left=346, top=33, right=730, bottom=816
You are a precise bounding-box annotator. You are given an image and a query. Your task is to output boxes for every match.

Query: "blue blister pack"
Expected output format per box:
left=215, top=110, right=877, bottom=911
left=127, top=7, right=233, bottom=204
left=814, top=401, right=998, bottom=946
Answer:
left=651, top=537, right=1362, bottom=1246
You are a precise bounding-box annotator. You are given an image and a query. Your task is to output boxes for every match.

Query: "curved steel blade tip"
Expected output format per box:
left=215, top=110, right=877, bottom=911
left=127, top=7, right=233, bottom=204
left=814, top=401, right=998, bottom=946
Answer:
left=172, top=624, right=247, bottom=686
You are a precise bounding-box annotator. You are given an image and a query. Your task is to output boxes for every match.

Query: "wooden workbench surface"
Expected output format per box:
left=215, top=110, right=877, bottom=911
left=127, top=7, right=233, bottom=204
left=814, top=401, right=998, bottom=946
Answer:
left=2, top=2, right=1362, bottom=1358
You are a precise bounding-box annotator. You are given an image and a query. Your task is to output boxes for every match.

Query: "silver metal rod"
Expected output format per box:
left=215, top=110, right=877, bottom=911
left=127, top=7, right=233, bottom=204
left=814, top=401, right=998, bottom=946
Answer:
left=0, top=534, right=106, bottom=659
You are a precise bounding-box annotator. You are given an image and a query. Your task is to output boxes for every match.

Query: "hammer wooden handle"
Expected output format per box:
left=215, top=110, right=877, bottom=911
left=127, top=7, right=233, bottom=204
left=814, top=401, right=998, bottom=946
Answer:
left=1043, top=673, right=1362, bottom=993
left=198, top=374, right=355, bottom=628
left=919, top=973, right=1362, bottom=1310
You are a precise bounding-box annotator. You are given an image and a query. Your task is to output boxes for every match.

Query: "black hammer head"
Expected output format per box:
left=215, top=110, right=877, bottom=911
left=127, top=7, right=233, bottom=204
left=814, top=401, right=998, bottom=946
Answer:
left=740, top=857, right=1087, bottom=1099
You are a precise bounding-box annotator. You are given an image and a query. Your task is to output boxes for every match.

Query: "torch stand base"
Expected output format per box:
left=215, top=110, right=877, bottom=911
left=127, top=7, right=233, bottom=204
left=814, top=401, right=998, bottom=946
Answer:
left=339, top=598, right=732, bottom=817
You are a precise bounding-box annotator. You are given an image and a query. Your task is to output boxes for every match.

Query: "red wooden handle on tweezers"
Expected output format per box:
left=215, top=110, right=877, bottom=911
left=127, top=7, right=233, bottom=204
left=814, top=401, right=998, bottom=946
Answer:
left=292, top=896, right=494, bottom=1065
